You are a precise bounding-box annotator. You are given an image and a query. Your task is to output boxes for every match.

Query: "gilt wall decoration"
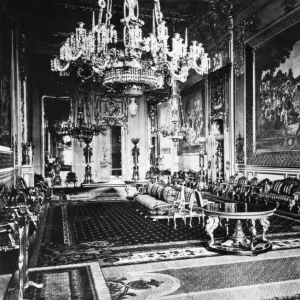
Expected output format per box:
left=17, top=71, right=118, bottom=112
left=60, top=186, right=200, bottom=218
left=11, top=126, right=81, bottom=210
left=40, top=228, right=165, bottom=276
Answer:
left=0, top=8, right=12, bottom=149
left=233, top=14, right=260, bottom=77
left=96, top=97, right=128, bottom=127
left=209, top=65, right=230, bottom=134
left=179, top=79, right=206, bottom=154
left=235, top=133, right=245, bottom=164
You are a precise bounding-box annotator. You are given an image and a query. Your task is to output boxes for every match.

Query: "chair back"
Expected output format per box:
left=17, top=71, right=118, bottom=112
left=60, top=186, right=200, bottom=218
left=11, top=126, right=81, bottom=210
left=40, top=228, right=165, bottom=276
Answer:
left=188, top=190, right=196, bottom=213
left=194, top=190, right=204, bottom=208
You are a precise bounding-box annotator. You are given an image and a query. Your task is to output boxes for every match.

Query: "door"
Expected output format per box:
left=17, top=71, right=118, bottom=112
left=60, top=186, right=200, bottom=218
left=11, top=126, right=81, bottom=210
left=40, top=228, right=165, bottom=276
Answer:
left=98, top=127, right=112, bottom=182
left=111, top=126, right=122, bottom=177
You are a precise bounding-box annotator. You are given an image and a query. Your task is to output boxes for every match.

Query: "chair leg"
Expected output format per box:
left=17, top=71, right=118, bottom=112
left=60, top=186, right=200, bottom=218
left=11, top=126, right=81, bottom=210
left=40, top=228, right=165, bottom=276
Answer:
left=189, top=216, right=192, bottom=228
left=198, top=216, right=201, bottom=225
left=183, top=216, right=186, bottom=225
left=174, top=216, right=177, bottom=229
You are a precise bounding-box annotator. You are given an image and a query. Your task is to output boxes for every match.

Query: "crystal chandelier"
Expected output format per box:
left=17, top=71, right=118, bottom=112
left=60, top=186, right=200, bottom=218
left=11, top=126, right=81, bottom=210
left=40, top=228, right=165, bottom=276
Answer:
left=51, top=0, right=210, bottom=100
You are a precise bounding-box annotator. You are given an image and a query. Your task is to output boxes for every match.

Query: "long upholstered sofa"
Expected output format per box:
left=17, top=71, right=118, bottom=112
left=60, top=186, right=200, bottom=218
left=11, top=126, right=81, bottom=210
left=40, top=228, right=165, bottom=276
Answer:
left=133, top=182, right=197, bottom=218
left=216, top=176, right=300, bottom=214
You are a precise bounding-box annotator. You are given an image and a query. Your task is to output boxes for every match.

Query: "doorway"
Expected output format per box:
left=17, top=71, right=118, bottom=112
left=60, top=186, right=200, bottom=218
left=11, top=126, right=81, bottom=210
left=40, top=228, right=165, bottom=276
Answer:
left=111, top=126, right=122, bottom=177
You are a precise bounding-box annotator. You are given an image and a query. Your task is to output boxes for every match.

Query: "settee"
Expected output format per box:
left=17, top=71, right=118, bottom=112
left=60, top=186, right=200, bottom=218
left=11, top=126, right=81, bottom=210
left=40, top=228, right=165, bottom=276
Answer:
left=216, top=176, right=300, bottom=214
left=254, top=177, right=300, bottom=213
left=134, top=182, right=182, bottom=216
left=134, top=181, right=198, bottom=217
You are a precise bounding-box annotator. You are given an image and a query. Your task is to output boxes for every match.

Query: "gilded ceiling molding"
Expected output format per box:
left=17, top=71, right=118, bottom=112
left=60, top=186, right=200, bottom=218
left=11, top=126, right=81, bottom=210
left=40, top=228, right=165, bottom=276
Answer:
left=233, top=14, right=260, bottom=77
left=247, top=6, right=300, bottom=48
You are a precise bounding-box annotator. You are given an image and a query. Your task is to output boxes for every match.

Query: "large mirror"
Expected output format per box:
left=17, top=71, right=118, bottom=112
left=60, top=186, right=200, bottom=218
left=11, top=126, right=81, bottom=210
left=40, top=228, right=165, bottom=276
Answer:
left=43, top=96, right=72, bottom=176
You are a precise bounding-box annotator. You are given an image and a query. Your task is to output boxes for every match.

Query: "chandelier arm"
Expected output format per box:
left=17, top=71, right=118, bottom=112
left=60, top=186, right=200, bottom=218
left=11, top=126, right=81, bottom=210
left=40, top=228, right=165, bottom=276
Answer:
left=154, top=0, right=163, bottom=24
left=52, top=58, right=70, bottom=72
left=193, top=63, right=209, bottom=76
left=106, top=0, right=112, bottom=25
left=68, top=50, right=83, bottom=61
left=92, top=66, right=104, bottom=75
left=77, top=68, right=95, bottom=80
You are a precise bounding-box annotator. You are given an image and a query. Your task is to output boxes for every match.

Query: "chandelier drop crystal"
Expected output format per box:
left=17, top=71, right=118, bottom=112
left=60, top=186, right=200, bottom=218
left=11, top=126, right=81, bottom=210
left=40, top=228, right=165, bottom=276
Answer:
left=51, top=0, right=210, bottom=91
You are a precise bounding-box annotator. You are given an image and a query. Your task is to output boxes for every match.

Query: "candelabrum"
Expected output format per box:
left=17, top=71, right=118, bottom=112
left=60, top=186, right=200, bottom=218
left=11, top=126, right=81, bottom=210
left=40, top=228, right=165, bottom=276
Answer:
left=198, top=136, right=207, bottom=189
left=53, top=157, right=62, bottom=185
left=131, top=138, right=140, bottom=181
left=215, top=134, right=224, bottom=183
left=83, top=142, right=94, bottom=184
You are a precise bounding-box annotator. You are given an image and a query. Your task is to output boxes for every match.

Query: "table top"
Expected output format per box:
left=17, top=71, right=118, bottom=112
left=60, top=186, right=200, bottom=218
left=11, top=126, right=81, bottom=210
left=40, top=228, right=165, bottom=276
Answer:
left=124, top=180, right=149, bottom=186
left=200, top=202, right=277, bottom=219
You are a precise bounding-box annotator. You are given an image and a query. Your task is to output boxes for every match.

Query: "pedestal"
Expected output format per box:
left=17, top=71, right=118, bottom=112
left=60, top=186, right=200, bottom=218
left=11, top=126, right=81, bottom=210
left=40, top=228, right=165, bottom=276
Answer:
left=21, top=165, right=34, bottom=187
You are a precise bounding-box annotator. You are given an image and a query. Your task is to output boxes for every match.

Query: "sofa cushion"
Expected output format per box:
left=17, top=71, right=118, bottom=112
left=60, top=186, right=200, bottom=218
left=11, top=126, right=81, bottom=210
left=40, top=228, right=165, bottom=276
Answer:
left=135, top=194, right=169, bottom=211
left=150, top=183, right=161, bottom=197
left=162, top=187, right=180, bottom=204
left=272, top=181, right=284, bottom=194
left=155, top=185, right=165, bottom=200
left=283, top=183, right=295, bottom=196
left=147, top=183, right=154, bottom=195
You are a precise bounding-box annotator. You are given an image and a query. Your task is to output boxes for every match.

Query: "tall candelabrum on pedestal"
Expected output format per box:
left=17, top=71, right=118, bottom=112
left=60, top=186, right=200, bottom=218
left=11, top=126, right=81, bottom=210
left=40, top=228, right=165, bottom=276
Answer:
left=215, top=134, right=224, bottom=183
left=198, top=136, right=207, bottom=189
left=53, top=157, right=62, bottom=185
left=131, top=138, right=140, bottom=181
left=83, top=142, right=93, bottom=184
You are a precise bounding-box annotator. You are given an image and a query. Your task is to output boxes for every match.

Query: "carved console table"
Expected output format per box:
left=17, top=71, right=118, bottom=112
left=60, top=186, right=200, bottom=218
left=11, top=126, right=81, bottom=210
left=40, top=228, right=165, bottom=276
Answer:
left=200, top=201, right=276, bottom=255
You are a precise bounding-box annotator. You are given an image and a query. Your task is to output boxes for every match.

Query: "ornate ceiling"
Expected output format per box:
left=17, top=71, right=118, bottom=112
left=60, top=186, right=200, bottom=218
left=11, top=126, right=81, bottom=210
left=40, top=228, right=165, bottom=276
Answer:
left=9, top=0, right=252, bottom=55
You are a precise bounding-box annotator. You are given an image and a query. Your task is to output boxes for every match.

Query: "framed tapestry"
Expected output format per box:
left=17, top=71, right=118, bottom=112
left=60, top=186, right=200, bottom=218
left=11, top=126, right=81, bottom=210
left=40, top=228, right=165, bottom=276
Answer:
left=254, top=20, right=300, bottom=153
left=178, top=79, right=205, bottom=154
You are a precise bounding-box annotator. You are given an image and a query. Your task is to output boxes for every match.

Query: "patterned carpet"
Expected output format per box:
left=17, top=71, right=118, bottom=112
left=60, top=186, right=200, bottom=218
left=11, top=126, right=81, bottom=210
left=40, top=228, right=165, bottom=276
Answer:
left=21, top=190, right=300, bottom=300
left=30, top=266, right=97, bottom=300
left=159, top=256, right=300, bottom=294
left=4, top=263, right=107, bottom=300
left=102, top=254, right=300, bottom=300
left=29, top=199, right=300, bottom=269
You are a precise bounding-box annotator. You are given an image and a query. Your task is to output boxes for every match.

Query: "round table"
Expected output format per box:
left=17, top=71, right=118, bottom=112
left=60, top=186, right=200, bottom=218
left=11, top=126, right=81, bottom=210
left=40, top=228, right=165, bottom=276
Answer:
left=200, top=202, right=277, bottom=255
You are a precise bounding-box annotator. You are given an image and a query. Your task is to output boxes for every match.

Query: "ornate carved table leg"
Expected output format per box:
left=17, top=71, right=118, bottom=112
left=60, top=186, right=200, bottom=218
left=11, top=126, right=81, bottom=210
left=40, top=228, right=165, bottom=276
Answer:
left=205, top=216, right=219, bottom=246
left=260, top=218, right=270, bottom=241
left=224, top=218, right=229, bottom=236
left=247, top=219, right=257, bottom=250
left=231, top=220, right=249, bottom=247
left=125, top=184, right=130, bottom=195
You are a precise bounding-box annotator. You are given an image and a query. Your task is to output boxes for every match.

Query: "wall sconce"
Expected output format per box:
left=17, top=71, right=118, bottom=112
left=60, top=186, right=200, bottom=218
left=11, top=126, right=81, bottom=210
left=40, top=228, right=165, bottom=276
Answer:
left=128, top=98, right=138, bottom=117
